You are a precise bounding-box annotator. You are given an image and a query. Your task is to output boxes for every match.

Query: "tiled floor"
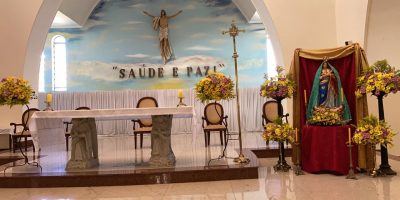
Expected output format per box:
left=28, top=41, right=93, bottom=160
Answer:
left=2, top=132, right=268, bottom=173
left=1, top=133, right=400, bottom=199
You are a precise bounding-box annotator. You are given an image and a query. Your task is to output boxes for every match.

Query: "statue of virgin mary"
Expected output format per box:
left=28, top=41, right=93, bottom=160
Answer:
left=306, top=61, right=352, bottom=122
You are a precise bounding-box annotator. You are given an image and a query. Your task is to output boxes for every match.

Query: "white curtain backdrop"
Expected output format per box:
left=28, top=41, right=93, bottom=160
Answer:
left=38, top=88, right=267, bottom=135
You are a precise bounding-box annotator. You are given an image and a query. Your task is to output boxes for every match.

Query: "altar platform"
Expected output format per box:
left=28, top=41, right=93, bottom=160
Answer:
left=0, top=132, right=272, bottom=188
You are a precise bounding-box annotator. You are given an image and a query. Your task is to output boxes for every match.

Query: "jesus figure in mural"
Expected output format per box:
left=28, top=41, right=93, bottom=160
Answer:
left=143, top=9, right=183, bottom=64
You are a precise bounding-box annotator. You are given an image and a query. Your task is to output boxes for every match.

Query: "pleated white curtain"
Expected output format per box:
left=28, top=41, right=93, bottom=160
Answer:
left=38, top=88, right=267, bottom=135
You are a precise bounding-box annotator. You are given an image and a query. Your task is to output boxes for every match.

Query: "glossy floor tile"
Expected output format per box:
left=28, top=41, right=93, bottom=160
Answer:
left=1, top=133, right=400, bottom=199
left=2, top=132, right=268, bottom=173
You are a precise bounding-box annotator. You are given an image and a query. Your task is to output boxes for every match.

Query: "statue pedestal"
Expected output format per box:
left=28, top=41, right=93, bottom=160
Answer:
left=149, top=115, right=175, bottom=167
left=66, top=118, right=99, bottom=170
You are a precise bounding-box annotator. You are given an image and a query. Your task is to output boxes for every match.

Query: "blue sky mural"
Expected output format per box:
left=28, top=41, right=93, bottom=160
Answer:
left=42, top=0, right=267, bottom=91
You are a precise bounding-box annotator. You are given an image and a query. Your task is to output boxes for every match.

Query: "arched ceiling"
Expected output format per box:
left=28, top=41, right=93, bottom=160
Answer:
left=51, top=0, right=260, bottom=28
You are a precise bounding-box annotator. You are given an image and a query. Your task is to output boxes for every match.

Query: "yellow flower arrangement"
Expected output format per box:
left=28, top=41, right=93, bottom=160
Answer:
left=0, top=76, right=32, bottom=107
left=263, top=118, right=295, bottom=143
left=356, top=60, right=400, bottom=97
left=353, top=115, right=395, bottom=147
left=307, top=107, right=343, bottom=126
left=194, top=72, right=235, bottom=103
left=260, top=66, right=295, bottom=99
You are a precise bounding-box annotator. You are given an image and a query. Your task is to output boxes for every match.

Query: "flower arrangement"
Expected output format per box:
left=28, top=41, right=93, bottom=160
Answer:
left=0, top=76, right=32, bottom=107
left=194, top=72, right=235, bottom=103
left=262, top=118, right=295, bottom=143
left=352, top=115, right=395, bottom=146
left=307, top=106, right=343, bottom=126
left=260, top=66, right=295, bottom=99
left=356, top=60, right=400, bottom=97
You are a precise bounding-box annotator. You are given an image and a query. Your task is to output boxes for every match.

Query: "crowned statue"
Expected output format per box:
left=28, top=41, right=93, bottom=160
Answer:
left=306, top=59, right=352, bottom=124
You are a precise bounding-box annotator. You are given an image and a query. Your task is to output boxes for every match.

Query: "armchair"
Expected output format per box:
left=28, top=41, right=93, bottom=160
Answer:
left=262, top=100, right=289, bottom=146
left=202, top=102, right=228, bottom=147
left=131, top=97, right=158, bottom=149
left=10, top=108, right=40, bottom=152
left=64, top=106, right=90, bottom=151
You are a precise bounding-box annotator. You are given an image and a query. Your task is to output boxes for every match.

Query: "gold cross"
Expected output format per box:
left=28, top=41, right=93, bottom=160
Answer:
left=222, top=20, right=245, bottom=37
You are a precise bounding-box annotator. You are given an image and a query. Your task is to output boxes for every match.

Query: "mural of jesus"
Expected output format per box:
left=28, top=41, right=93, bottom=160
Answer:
left=143, top=9, right=183, bottom=64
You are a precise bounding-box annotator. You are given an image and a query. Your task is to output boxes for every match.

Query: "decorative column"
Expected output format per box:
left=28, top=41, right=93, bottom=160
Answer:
left=273, top=98, right=291, bottom=171
left=377, top=93, right=396, bottom=175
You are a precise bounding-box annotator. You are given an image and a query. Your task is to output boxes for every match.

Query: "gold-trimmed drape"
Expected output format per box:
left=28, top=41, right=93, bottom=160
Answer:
left=290, top=43, right=369, bottom=168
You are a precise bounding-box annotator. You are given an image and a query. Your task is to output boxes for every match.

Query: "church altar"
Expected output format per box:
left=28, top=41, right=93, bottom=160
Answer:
left=29, top=107, right=196, bottom=169
left=301, top=125, right=357, bottom=175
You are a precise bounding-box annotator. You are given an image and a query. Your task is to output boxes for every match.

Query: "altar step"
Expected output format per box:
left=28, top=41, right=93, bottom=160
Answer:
left=0, top=149, right=259, bottom=188
left=250, top=147, right=293, bottom=158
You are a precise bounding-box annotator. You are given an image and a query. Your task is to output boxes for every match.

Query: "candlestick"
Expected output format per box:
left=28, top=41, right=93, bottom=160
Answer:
left=178, top=89, right=184, bottom=98
left=341, top=88, right=344, bottom=103
left=304, top=90, right=307, bottom=105
left=348, top=127, right=351, bottom=144
left=346, top=143, right=357, bottom=179
left=46, top=93, right=52, bottom=103
left=295, top=128, right=298, bottom=143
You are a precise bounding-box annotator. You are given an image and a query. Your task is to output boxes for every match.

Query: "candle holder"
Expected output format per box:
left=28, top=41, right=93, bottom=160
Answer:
left=346, top=143, right=357, bottom=180
left=293, top=142, right=304, bottom=176
left=176, top=97, right=187, bottom=107
left=44, top=101, right=53, bottom=111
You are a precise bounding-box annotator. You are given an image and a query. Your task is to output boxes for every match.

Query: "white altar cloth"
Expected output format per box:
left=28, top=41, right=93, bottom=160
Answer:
left=29, top=107, right=196, bottom=150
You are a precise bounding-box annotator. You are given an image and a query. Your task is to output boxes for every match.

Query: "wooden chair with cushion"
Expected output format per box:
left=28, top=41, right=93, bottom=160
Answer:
left=202, top=102, right=228, bottom=147
left=10, top=108, right=40, bottom=152
left=64, top=106, right=90, bottom=151
left=131, top=97, right=158, bottom=149
left=262, top=100, right=289, bottom=146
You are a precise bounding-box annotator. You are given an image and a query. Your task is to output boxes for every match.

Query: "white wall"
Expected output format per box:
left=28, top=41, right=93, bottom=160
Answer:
left=0, top=0, right=43, bottom=128
left=335, top=0, right=369, bottom=47
left=365, top=0, right=400, bottom=156
left=263, top=0, right=338, bottom=67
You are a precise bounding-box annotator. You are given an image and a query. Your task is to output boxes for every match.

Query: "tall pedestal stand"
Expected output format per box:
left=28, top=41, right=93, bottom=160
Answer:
left=273, top=98, right=291, bottom=172
left=376, top=93, right=396, bottom=176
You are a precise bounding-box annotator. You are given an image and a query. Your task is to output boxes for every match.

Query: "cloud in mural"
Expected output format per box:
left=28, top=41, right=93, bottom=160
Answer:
left=82, top=20, right=107, bottom=31
left=128, top=3, right=145, bottom=9
left=166, top=55, right=226, bottom=68
left=209, top=38, right=226, bottom=44
left=191, top=15, right=237, bottom=23
left=151, top=56, right=162, bottom=60
left=126, top=54, right=150, bottom=58
left=203, top=0, right=232, bottom=7
left=238, top=74, right=263, bottom=86
left=183, top=4, right=196, bottom=10
left=141, top=35, right=157, bottom=40
left=127, top=21, right=144, bottom=25
left=186, top=45, right=219, bottom=51
left=68, top=61, right=121, bottom=82
left=190, top=33, right=208, bottom=38
left=238, top=58, right=264, bottom=71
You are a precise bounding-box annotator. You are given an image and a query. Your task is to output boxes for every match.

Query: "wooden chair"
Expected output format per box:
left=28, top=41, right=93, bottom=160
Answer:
left=131, top=97, right=158, bottom=149
left=64, top=106, right=90, bottom=151
left=10, top=108, right=40, bottom=152
left=202, top=102, right=228, bottom=147
left=262, top=100, right=289, bottom=146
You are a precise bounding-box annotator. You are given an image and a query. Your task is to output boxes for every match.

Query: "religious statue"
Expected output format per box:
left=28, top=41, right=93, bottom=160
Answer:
left=318, top=61, right=341, bottom=110
left=143, top=9, right=183, bottom=64
left=306, top=60, right=352, bottom=123
left=66, top=118, right=99, bottom=169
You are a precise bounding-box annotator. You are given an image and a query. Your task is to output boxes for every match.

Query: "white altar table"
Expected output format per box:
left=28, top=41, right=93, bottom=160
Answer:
left=29, top=107, right=196, bottom=168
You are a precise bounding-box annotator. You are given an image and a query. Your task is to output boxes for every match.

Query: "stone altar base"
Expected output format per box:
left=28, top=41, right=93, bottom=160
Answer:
left=66, top=118, right=99, bottom=170
left=149, top=115, right=175, bottom=167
